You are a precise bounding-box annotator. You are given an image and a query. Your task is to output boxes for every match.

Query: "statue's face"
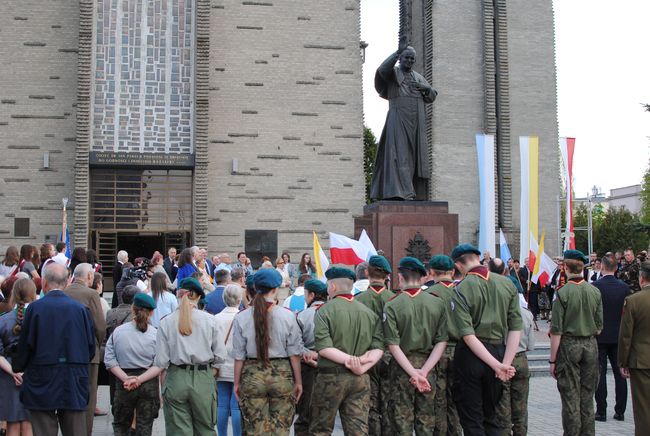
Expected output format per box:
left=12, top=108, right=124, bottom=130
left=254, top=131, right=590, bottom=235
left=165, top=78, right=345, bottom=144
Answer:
left=399, top=49, right=416, bottom=71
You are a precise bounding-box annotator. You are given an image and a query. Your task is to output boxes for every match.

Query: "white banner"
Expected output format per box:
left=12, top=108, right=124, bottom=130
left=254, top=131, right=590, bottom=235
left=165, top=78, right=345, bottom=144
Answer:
left=476, top=134, right=496, bottom=257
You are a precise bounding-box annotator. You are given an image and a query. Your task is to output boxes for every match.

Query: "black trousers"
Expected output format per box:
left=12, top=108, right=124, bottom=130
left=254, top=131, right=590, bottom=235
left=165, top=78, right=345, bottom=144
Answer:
left=595, top=343, right=628, bottom=415
left=453, top=341, right=506, bottom=436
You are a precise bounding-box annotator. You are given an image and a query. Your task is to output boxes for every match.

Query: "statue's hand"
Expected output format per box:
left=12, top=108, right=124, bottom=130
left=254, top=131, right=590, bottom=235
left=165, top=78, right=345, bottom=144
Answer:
left=397, top=35, right=409, bottom=54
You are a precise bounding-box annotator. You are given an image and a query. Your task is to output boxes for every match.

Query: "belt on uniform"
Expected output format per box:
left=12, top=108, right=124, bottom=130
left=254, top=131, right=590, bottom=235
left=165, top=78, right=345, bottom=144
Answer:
left=478, top=338, right=504, bottom=345
left=247, top=357, right=289, bottom=361
left=563, top=335, right=593, bottom=339
left=172, top=364, right=209, bottom=370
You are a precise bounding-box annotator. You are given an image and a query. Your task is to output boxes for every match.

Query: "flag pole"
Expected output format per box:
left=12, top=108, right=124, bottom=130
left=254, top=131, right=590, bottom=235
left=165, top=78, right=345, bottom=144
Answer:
left=61, top=197, right=68, bottom=243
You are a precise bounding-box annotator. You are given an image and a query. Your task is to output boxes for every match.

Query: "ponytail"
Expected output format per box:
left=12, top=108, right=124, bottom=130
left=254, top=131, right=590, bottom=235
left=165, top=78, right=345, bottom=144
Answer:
left=10, top=278, right=37, bottom=336
left=133, top=307, right=151, bottom=333
left=252, top=294, right=271, bottom=366
left=12, top=302, right=25, bottom=336
left=178, top=293, right=193, bottom=336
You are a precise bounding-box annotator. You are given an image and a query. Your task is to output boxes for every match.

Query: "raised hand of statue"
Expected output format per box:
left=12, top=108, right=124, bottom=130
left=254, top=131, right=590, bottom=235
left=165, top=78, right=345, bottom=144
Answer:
left=397, top=34, right=409, bottom=54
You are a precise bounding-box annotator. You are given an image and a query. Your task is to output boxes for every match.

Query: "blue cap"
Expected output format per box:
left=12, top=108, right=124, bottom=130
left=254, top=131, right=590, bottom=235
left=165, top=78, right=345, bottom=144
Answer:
left=398, top=256, right=427, bottom=276
left=325, top=267, right=356, bottom=282
left=451, top=244, right=481, bottom=261
left=563, top=249, right=588, bottom=264
left=178, top=277, right=205, bottom=296
left=133, top=293, right=157, bottom=310
left=428, top=255, right=454, bottom=271
left=245, top=273, right=255, bottom=290
left=368, top=255, right=392, bottom=273
left=253, top=268, right=283, bottom=290
left=304, top=279, right=328, bottom=295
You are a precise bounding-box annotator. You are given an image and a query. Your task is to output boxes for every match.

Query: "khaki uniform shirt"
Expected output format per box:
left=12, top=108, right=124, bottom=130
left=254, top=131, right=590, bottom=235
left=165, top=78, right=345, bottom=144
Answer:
left=154, top=308, right=225, bottom=368
left=618, top=285, right=650, bottom=369
left=427, top=280, right=460, bottom=344
left=356, top=282, right=394, bottom=320
left=232, top=304, right=303, bottom=360
left=550, top=278, right=603, bottom=337
left=297, top=301, right=325, bottom=352
left=519, top=307, right=535, bottom=353
left=383, top=288, right=447, bottom=355
left=452, top=266, right=523, bottom=341
left=314, top=291, right=384, bottom=368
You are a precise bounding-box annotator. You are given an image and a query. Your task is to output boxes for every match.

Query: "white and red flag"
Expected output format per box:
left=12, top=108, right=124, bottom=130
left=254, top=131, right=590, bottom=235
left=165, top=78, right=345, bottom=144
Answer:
left=329, top=232, right=366, bottom=265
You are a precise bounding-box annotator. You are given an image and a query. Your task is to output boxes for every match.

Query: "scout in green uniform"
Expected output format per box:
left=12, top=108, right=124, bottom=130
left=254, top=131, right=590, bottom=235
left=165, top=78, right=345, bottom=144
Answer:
left=310, top=267, right=385, bottom=436
left=618, top=261, right=650, bottom=435
left=293, top=279, right=329, bottom=436
left=355, top=255, right=394, bottom=436
left=450, top=244, right=522, bottom=435
left=232, top=269, right=304, bottom=435
left=549, top=250, right=603, bottom=436
left=424, top=254, right=462, bottom=436
left=383, top=257, right=448, bottom=435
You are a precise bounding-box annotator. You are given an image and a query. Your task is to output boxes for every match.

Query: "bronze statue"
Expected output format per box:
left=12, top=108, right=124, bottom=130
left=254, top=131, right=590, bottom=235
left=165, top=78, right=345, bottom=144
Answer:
left=370, top=36, right=437, bottom=201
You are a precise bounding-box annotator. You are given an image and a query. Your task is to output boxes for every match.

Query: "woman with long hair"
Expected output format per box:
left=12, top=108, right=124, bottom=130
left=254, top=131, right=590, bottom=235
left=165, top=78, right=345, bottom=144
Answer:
left=0, top=278, right=37, bottom=436
left=196, top=258, right=214, bottom=294
left=149, top=253, right=173, bottom=290
left=104, top=293, right=159, bottom=436
left=0, top=246, right=20, bottom=278
left=232, top=269, right=303, bottom=435
left=68, top=247, right=88, bottom=273
left=18, top=245, right=39, bottom=280
left=86, top=249, right=102, bottom=273
left=175, top=248, right=197, bottom=283
left=298, top=253, right=316, bottom=278
left=148, top=272, right=178, bottom=328
left=37, top=244, right=55, bottom=276
left=126, top=277, right=223, bottom=434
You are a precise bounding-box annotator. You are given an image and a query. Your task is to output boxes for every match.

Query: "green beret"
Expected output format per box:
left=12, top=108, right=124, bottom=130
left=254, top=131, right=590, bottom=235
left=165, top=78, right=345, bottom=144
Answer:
left=563, top=249, right=588, bottom=264
left=451, top=244, right=481, bottom=261
left=398, top=256, right=427, bottom=276
left=304, top=279, right=328, bottom=295
left=253, top=269, right=283, bottom=289
left=368, top=255, right=392, bottom=273
left=428, top=254, right=454, bottom=271
left=178, top=277, right=205, bottom=296
left=133, top=293, right=157, bottom=310
left=245, top=273, right=255, bottom=290
left=325, top=267, right=356, bottom=282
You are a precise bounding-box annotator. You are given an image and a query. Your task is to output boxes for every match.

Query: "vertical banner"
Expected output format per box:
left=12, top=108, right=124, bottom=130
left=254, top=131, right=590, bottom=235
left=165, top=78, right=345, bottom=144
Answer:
left=476, top=134, right=496, bottom=257
left=499, top=229, right=512, bottom=262
left=559, top=137, right=576, bottom=250
left=519, top=136, right=539, bottom=263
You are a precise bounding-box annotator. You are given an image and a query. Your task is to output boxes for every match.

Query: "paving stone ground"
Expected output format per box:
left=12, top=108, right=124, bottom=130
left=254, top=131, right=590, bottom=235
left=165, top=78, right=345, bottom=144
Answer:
left=91, top=373, right=635, bottom=435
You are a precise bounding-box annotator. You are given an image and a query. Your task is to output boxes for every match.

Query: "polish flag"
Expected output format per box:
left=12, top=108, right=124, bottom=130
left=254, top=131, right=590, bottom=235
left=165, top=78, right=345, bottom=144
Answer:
left=329, top=232, right=366, bottom=265
left=532, top=233, right=555, bottom=288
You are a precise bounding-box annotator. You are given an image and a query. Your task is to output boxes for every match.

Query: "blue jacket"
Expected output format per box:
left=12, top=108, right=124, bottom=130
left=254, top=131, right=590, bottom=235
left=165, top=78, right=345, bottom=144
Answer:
left=176, top=263, right=198, bottom=283
left=593, top=275, right=630, bottom=344
left=16, top=290, right=95, bottom=411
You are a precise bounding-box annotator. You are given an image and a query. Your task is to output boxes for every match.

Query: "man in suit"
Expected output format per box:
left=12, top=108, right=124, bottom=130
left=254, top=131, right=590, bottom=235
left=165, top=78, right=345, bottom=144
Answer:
left=593, top=254, right=629, bottom=421
left=163, top=246, right=177, bottom=282
left=15, top=263, right=95, bottom=436
left=64, top=263, right=107, bottom=435
left=111, top=250, right=128, bottom=290
left=619, top=261, right=650, bottom=435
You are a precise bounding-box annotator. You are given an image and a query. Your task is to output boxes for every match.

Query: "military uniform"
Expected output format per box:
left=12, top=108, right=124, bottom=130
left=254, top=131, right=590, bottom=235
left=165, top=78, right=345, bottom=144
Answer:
left=496, top=303, right=535, bottom=436
left=426, top=279, right=462, bottom=435
left=356, top=280, right=394, bottom=435
left=310, top=287, right=384, bottom=435
left=619, top=261, right=641, bottom=292
left=550, top=274, right=603, bottom=436
left=451, top=259, right=522, bottom=435
left=384, top=283, right=447, bottom=435
left=618, top=283, right=650, bottom=435
left=294, top=279, right=327, bottom=436
left=233, top=300, right=304, bottom=435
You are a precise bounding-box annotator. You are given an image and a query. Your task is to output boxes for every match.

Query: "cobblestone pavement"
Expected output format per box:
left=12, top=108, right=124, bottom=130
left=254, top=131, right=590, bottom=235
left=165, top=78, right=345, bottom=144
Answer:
left=90, top=373, right=634, bottom=435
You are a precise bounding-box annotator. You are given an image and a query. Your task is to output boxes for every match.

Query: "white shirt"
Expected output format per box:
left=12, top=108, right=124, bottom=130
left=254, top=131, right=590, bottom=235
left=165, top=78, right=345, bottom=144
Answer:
left=214, top=306, right=239, bottom=382
left=147, top=291, right=179, bottom=328
left=283, top=286, right=306, bottom=311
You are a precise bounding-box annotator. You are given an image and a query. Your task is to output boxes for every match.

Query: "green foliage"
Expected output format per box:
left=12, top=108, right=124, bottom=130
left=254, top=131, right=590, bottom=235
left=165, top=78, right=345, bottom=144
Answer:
left=573, top=204, right=649, bottom=255
left=641, top=160, right=650, bottom=224
left=363, top=126, right=378, bottom=204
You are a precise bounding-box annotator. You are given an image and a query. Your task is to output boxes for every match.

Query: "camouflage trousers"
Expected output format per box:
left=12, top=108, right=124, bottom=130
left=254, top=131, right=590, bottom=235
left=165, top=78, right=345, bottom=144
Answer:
left=239, top=359, right=295, bottom=436
left=556, top=336, right=599, bottom=436
left=293, top=363, right=317, bottom=436
left=309, top=367, right=371, bottom=436
left=388, top=353, right=436, bottom=436
left=495, top=352, right=530, bottom=436
left=434, top=345, right=462, bottom=435
left=112, top=369, right=160, bottom=436
left=368, top=352, right=393, bottom=436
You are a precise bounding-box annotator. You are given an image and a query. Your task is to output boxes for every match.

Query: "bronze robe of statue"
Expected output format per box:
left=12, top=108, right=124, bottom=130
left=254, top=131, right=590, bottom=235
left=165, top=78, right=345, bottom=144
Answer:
left=370, top=51, right=436, bottom=201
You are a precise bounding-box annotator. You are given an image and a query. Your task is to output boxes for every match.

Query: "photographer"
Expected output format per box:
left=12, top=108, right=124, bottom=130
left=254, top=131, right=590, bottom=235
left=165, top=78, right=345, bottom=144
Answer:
left=112, top=261, right=148, bottom=308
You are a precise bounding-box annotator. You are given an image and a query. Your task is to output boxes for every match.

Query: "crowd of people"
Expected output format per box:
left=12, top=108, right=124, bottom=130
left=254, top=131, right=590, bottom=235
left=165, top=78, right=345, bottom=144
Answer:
left=0, top=240, right=648, bottom=436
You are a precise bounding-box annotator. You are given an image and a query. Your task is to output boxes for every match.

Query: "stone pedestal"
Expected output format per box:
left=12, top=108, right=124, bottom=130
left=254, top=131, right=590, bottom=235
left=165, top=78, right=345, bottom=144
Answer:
left=354, top=201, right=459, bottom=275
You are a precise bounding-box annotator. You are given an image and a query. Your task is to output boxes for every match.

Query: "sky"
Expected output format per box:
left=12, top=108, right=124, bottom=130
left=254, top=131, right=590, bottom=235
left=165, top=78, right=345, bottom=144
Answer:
left=360, top=0, right=650, bottom=197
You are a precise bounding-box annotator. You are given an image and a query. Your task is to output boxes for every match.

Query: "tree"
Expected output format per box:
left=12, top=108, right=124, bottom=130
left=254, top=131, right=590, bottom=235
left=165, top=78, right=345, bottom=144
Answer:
left=573, top=204, right=649, bottom=255
left=363, top=126, right=378, bottom=204
left=641, top=160, right=650, bottom=224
